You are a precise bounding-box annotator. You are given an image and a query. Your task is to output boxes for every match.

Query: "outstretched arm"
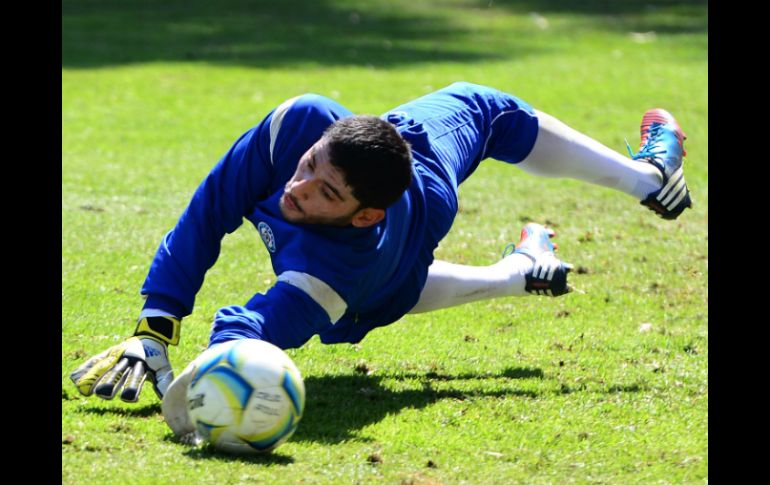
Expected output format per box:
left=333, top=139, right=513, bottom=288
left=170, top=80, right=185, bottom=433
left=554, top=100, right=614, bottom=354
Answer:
left=70, top=94, right=355, bottom=405
left=162, top=280, right=337, bottom=437
left=141, top=93, right=354, bottom=320
left=140, top=117, right=276, bottom=319
left=69, top=122, right=276, bottom=403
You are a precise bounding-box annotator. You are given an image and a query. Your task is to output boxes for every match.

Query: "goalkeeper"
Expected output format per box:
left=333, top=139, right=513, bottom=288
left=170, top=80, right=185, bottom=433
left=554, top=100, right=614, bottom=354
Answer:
left=69, top=82, right=691, bottom=436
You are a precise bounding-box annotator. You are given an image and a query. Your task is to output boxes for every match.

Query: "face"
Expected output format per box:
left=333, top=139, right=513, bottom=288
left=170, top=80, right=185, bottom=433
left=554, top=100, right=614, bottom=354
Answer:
left=279, top=139, right=364, bottom=226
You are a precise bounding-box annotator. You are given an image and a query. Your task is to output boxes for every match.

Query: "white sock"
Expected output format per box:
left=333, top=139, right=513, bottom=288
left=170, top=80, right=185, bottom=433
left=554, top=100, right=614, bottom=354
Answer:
left=409, top=254, right=533, bottom=314
left=517, top=110, right=662, bottom=200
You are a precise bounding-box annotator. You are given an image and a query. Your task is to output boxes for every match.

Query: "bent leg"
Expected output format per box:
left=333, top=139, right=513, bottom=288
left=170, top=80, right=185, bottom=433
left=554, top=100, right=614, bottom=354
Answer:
left=409, top=255, right=533, bottom=314
left=394, top=84, right=662, bottom=201
left=517, top=110, right=662, bottom=200
left=410, top=223, right=573, bottom=313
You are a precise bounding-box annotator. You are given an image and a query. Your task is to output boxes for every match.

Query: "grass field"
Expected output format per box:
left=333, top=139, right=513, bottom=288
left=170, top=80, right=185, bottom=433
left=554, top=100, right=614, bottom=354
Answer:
left=62, top=0, right=708, bottom=483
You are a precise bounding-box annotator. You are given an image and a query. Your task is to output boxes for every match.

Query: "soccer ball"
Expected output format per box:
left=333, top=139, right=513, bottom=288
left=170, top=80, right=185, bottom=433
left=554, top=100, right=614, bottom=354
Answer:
left=185, top=339, right=305, bottom=454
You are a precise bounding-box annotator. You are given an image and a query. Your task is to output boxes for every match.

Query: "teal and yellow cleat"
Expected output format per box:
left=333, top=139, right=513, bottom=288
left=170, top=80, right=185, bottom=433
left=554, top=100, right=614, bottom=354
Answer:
left=502, top=223, right=573, bottom=297
left=627, top=109, right=692, bottom=220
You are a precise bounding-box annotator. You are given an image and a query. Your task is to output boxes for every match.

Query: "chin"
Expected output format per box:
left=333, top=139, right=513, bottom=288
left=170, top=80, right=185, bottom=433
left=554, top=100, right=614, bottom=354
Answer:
left=282, top=211, right=304, bottom=224
left=279, top=204, right=298, bottom=222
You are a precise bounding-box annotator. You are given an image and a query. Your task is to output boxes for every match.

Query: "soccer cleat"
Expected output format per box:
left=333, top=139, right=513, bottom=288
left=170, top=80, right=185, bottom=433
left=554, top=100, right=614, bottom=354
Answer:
left=502, top=223, right=573, bottom=297
left=627, top=109, right=692, bottom=220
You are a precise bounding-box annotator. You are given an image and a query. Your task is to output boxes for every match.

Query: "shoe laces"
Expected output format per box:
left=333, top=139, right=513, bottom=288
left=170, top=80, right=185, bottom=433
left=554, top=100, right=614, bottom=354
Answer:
left=626, top=123, right=665, bottom=170
left=501, top=243, right=516, bottom=258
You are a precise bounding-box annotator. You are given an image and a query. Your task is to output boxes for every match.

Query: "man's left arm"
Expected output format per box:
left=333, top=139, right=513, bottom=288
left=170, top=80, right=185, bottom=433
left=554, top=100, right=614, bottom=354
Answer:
left=161, top=279, right=341, bottom=437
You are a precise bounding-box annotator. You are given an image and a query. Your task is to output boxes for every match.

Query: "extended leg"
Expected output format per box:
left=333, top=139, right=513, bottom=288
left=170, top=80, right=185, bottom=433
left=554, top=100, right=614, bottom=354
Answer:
left=517, top=110, right=662, bottom=200
left=409, top=224, right=572, bottom=314
left=395, top=83, right=689, bottom=217
left=518, top=109, right=691, bottom=219
left=409, top=257, right=530, bottom=313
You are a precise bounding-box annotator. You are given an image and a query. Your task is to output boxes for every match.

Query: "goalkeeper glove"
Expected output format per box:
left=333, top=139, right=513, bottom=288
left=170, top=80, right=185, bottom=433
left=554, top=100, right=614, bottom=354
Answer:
left=69, top=316, right=181, bottom=402
left=161, top=341, right=229, bottom=440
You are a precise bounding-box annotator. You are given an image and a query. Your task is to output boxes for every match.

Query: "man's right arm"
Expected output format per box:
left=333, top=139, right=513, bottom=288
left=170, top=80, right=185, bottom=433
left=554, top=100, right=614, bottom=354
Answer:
left=140, top=94, right=354, bottom=320
left=70, top=109, right=279, bottom=403
left=71, top=94, right=354, bottom=404
left=139, top=118, right=276, bottom=319
left=70, top=118, right=276, bottom=402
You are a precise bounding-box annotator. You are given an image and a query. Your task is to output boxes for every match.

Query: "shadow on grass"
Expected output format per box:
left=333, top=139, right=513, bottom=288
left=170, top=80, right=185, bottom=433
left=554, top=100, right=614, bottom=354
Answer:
left=62, top=0, right=508, bottom=69
left=77, top=402, right=162, bottom=417
left=62, top=0, right=706, bottom=70
left=179, top=442, right=296, bottom=465
left=490, top=0, right=706, bottom=12
left=404, top=367, right=544, bottom=381
left=72, top=367, right=646, bottom=458
left=293, top=367, right=542, bottom=444
left=512, top=0, right=708, bottom=35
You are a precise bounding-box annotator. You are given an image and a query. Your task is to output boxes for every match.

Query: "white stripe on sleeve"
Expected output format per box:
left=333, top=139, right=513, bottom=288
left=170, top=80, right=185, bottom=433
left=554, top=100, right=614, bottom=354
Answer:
left=277, top=270, right=348, bottom=323
left=269, top=95, right=302, bottom=164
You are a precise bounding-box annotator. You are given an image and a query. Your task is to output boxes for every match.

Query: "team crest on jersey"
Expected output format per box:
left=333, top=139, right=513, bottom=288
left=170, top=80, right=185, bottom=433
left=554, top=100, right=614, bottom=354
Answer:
left=258, top=222, right=276, bottom=253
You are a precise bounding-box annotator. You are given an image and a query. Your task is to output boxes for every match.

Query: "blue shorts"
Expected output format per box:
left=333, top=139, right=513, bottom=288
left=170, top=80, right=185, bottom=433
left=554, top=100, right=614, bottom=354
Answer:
left=318, top=82, right=539, bottom=344
left=388, top=82, right=539, bottom=188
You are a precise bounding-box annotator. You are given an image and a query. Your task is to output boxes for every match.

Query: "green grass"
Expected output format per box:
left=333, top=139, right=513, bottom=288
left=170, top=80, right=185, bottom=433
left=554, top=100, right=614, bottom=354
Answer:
left=62, top=0, right=708, bottom=483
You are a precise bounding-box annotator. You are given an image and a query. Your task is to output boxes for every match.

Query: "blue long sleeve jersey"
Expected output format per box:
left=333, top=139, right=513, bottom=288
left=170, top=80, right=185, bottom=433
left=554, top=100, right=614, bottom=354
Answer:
left=140, top=82, right=539, bottom=349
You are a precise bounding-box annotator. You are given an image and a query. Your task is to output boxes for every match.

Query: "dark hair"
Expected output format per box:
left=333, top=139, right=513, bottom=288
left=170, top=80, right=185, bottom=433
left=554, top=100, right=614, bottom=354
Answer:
left=324, top=115, right=412, bottom=209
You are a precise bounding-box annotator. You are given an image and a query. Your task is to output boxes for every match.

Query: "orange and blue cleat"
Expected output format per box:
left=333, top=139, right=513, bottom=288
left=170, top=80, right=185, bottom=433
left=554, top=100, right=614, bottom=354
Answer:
left=502, top=223, right=573, bottom=297
left=628, top=109, right=693, bottom=220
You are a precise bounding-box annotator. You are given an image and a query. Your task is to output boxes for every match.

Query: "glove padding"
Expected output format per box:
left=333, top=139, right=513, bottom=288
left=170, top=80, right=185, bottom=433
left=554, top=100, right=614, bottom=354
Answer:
left=161, top=359, right=198, bottom=439
left=162, top=342, right=228, bottom=439
left=70, top=336, right=174, bottom=402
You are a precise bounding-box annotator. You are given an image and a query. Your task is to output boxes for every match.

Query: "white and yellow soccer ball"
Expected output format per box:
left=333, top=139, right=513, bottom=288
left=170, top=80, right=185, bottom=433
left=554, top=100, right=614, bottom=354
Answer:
left=185, top=339, right=305, bottom=454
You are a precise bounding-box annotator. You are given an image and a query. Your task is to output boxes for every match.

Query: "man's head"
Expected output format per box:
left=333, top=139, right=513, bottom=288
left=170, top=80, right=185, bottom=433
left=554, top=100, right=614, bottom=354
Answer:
left=280, top=115, right=412, bottom=227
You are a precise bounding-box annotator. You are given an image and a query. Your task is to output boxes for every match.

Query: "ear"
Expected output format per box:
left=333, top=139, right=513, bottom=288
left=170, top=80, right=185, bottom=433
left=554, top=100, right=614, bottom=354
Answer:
left=350, top=207, right=385, bottom=228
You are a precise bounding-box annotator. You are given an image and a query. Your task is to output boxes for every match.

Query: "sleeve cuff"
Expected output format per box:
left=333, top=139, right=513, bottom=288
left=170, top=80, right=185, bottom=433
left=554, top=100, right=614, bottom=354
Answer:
left=141, top=293, right=188, bottom=320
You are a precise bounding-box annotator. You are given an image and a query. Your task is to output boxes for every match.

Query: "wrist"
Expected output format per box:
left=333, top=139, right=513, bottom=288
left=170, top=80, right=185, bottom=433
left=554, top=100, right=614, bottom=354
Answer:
left=142, top=293, right=189, bottom=318
left=134, top=315, right=181, bottom=346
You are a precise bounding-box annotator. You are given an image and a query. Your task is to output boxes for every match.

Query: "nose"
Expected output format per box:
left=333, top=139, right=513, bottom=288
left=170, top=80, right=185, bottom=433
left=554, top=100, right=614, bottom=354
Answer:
left=291, top=176, right=318, bottom=200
